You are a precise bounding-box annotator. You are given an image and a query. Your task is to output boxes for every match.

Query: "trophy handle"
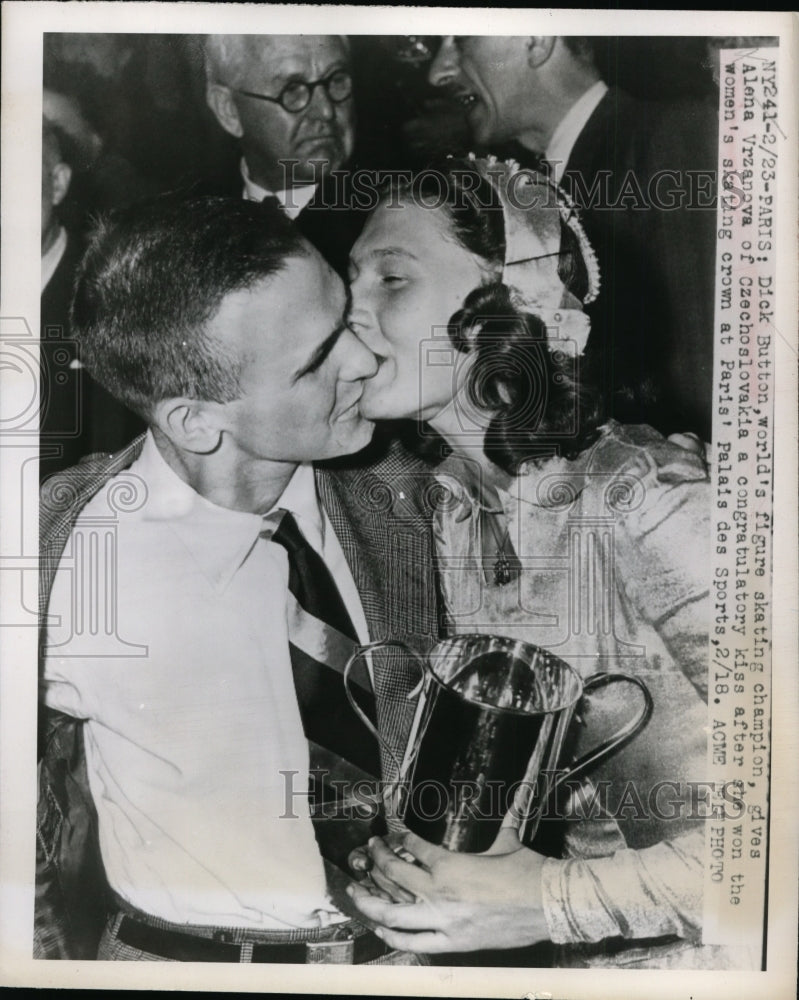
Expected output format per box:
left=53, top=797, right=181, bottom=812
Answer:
left=551, top=672, right=654, bottom=790
left=343, top=639, right=428, bottom=783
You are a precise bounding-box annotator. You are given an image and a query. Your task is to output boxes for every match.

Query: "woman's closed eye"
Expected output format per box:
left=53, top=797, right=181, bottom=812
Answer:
left=380, top=274, right=408, bottom=287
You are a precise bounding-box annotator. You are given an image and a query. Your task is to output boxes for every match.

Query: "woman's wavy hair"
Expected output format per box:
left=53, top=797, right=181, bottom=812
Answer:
left=378, top=161, right=606, bottom=474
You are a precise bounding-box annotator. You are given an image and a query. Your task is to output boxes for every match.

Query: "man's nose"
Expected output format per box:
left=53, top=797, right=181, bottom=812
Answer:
left=428, top=36, right=460, bottom=88
left=307, top=81, right=336, bottom=121
left=338, top=327, right=380, bottom=380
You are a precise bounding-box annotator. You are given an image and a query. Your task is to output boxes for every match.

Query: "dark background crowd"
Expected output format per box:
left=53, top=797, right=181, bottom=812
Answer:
left=40, top=33, right=773, bottom=481
left=43, top=33, right=727, bottom=225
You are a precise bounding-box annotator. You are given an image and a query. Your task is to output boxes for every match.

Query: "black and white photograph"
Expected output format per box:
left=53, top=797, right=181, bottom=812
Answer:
left=1, top=4, right=797, bottom=996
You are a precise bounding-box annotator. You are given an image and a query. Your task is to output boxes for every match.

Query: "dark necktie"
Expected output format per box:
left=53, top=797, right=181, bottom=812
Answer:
left=264, top=510, right=380, bottom=779
left=258, top=194, right=282, bottom=213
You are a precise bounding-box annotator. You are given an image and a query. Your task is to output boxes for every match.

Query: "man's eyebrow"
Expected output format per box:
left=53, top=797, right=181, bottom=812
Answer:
left=268, top=59, right=349, bottom=85
left=291, top=315, right=348, bottom=382
left=376, top=247, right=418, bottom=260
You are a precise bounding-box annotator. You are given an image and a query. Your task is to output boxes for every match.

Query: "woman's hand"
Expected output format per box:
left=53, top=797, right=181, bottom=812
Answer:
left=666, top=431, right=706, bottom=462
left=346, top=829, right=551, bottom=954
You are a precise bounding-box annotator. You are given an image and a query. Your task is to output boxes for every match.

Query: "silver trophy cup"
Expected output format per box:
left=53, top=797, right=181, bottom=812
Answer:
left=345, top=634, right=653, bottom=853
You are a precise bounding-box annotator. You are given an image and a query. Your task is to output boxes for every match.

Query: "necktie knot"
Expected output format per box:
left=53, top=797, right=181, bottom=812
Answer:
left=263, top=509, right=303, bottom=554
left=263, top=508, right=360, bottom=652
left=259, top=194, right=283, bottom=213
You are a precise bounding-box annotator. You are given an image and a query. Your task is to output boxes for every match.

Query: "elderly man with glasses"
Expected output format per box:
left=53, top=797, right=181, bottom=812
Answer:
left=205, top=34, right=361, bottom=274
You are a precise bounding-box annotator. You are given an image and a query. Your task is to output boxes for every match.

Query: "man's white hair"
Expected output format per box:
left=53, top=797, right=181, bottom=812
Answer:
left=203, top=34, right=350, bottom=89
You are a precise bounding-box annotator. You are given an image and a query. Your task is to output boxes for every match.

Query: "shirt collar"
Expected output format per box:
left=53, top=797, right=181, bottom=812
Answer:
left=264, top=462, right=325, bottom=554
left=240, top=157, right=318, bottom=220
left=432, top=446, right=591, bottom=516
left=545, top=81, right=608, bottom=184
left=131, top=432, right=322, bottom=591
left=41, top=226, right=67, bottom=292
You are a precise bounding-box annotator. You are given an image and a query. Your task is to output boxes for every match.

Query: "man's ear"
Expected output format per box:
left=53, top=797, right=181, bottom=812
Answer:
left=206, top=84, right=244, bottom=139
left=50, top=162, right=72, bottom=207
left=526, top=37, right=557, bottom=70
left=152, top=398, right=224, bottom=455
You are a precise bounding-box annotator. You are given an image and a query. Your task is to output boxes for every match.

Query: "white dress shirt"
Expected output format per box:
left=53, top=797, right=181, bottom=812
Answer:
left=546, top=80, right=609, bottom=184
left=241, top=157, right=318, bottom=220
left=44, top=432, right=368, bottom=929
left=41, top=226, right=68, bottom=293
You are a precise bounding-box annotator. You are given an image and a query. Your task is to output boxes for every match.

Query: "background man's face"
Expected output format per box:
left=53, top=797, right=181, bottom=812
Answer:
left=41, top=129, right=71, bottom=251
left=229, top=35, right=355, bottom=190
left=428, top=36, right=537, bottom=146
left=210, top=249, right=377, bottom=464
left=41, top=135, right=59, bottom=244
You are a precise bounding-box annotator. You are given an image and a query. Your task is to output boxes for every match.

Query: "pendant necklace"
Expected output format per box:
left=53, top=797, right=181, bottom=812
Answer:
left=493, top=542, right=514, bottom=587
left=481, top=509, right=517, bottom=587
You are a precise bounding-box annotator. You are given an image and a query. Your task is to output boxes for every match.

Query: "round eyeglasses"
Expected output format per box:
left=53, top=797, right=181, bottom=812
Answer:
left=234, top=69, right=353, bottom=114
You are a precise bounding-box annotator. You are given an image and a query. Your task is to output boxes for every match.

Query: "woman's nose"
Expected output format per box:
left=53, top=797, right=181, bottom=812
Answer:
left=347, top=305, right=387, bottom=354
left=338, top=327, right=380, bottom=380
left=428, top=36, right=460, bottom=89
left=346, top=285, right=381, bottom=341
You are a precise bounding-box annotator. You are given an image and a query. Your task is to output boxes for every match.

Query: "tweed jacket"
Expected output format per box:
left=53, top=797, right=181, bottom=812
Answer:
left=35, top=433, right=440, bottom=959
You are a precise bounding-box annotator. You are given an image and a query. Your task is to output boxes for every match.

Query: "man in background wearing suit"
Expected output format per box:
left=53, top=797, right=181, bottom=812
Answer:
left=428, top=36, right=717, bottom=440
left=204, top=34, right=363, bottom=275
left=36, top=194, right=438, bottom=962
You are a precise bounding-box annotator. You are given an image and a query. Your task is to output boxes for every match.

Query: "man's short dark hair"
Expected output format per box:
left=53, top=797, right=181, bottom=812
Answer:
left=71, top=195, right=308, bottom=419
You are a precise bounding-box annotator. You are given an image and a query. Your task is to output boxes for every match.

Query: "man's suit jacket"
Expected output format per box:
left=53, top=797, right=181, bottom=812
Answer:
left=208, top=162, right=368, bottom=278
left=293, top=171, right=370, bottom=279
left=560, top=88, right=718, bottom=440
left=35, top=433, right=440, bottom=958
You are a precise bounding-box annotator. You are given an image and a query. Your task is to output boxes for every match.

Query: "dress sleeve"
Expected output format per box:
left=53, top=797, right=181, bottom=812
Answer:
left=541, top=829, right=704, bottom=943
left=615, top=444, right=712, bottom=699
left=540, top=435, right=712, bottom=945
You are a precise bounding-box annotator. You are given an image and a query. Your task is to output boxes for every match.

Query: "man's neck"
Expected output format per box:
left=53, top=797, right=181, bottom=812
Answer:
left=242, top=150, right=323, bottom=195
left=41, top=221, right=62, bottom=258
left=152, top=428, right=299, bottom=515
left=515, top=76, right=602, bottom=156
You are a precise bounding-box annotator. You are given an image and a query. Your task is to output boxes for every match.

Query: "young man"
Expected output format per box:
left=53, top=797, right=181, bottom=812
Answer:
left=36, top=194, right=438, bottom=963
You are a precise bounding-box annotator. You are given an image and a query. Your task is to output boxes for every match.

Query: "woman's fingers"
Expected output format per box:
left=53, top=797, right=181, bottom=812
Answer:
left=357, top=873, right=396, bottom=902
left=347, top=883, right=449, bottom=931
left=366, top=864, right=418, bottom=904
left=667, top=431, right=705, bottom=458
left=373, top=927, right=451, bottom=954
left=348, top=845, right=373, bottom=875
left=367, top=836, right=435, bottom=896
left=397, top=831, right=449, bottom=870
